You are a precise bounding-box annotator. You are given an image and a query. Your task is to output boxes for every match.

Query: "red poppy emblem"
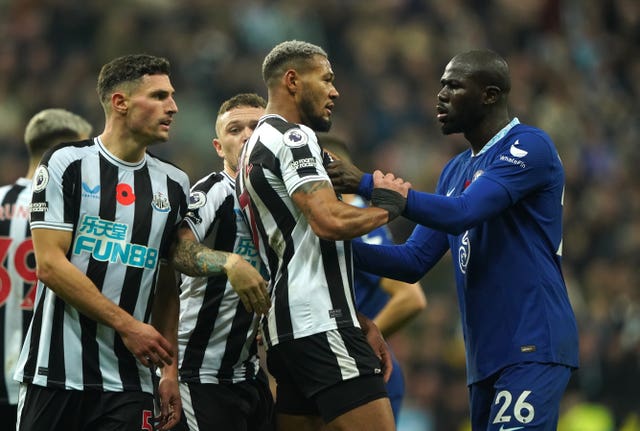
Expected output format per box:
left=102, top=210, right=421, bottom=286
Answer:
left=116, top=183, right=136, bottom=205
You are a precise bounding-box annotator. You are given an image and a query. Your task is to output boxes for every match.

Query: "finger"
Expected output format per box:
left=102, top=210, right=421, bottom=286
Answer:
left=155, top=341, right=174, bottom=367
left=239, top=292, right=254, bottom=313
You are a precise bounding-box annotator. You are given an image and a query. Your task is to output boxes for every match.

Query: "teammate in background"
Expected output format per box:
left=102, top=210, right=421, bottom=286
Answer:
left=327, top=49, right=579, bottom=431
left=13, top=54, right=269, bottom=431
left=0, top=109, right=92, bottom=427
left=236, top=40, right=410, bottom=431
left=318, top=133, right=427, bottom=423
left=172, top=93, right=273, bottom=431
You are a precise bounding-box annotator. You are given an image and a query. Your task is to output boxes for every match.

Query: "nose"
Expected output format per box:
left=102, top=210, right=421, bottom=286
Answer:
left=167, top=97, right=178, bottom=114
left=241, top=126, right=254, bottom=143
left=437, top=88, right=448, bottom=102
left=330, top=85, right=339, bottom=99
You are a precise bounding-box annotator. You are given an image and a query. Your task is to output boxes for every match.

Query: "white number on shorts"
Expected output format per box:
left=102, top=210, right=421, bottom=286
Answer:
left=493, top=390, right=535, bottom=424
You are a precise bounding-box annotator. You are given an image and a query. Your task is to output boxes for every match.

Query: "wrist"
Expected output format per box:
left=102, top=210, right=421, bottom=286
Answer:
left=357, top=173, right=374, bottom=200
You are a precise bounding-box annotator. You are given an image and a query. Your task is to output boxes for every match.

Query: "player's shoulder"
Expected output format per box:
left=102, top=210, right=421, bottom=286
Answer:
left=42, top=138, right=95, bottom=165
left=146, top=151, right=190, bottom=184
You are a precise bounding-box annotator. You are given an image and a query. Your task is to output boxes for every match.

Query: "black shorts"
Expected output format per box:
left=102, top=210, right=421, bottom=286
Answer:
left=17, top=384, right=154, bottom=431
left=174, top=369, right=274, bottom=431
left=266, top=326, right=388, bottom=423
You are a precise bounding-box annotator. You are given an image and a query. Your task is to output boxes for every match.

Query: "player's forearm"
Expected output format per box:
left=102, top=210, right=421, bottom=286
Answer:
left=171, top=237, right=231, bottom=277
left=36, top=254, right=136, bottom=332
left=374, top=281, right=426, bottom=337
left=152, top=266, right=180, bottom=380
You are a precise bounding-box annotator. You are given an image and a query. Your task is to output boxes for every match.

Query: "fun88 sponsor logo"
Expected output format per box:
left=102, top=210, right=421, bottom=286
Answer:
left=73, top=215, right=158, bottom=269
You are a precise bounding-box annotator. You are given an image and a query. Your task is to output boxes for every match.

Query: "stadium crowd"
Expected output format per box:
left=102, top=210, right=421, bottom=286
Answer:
left=0, top=0, right=638, bottom=430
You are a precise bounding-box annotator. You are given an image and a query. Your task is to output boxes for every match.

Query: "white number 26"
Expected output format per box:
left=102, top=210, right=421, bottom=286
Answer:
left=493, top=390, right=535, bottom=424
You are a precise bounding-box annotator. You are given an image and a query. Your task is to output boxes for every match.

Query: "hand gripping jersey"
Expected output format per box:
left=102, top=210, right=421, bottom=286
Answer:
left=14, top=137, right=189, bottom=394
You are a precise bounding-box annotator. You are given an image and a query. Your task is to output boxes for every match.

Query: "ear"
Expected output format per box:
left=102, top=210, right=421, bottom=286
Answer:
left=285, top=69, right=299, bottom=94
left=213, top=138, right=224, bottom=158
left=484, top=85, right=502, bottom=105
left=112, top=92, right=128, bottom=114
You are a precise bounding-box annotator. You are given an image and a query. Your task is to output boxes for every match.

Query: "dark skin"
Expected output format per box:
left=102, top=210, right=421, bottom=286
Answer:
left=327, top=49, right=513, bottom=192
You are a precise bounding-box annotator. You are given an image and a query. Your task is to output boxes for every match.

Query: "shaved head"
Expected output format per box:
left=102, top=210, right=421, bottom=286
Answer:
left=450, top=50, right=511, bottom=94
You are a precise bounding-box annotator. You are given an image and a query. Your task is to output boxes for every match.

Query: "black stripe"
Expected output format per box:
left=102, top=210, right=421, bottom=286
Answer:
left=217, top=301, right=254, bottom=382
left=115, top=166, right=154, bottom=391
left=180, top=275, right=226, bottom=381
left=46, top=160, right=82, bottom=386
left=319, top=239, right=353, bottom=327
left=181, top=193, right=237, bottom=380
left=21, top=285, right=46, bottom=383
left=264, top=116, right=296, bottom=135
left=290, top=145, right=320, bottom=178
left=248, top=165, right=296, bottom=339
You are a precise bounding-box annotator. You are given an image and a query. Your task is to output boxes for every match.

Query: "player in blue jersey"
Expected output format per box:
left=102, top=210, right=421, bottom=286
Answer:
left=318, top=133, right=426, bottom=424
left=327, top=49, right=579, bottom=431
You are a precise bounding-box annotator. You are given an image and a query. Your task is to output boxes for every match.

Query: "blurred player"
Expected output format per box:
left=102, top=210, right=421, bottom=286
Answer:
left=0, top=108, right=92, bottom=427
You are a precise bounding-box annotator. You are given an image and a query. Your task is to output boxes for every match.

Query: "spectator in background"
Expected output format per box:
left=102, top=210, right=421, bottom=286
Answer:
left=328, top=49, right=579, bottom=431
left=236, top=40, right=409, bottom=431
left=0, top=108, right=92, bottom=427
left=318, top=132, right=427, bottom=424
left=173, top=93, right=274, bottom=431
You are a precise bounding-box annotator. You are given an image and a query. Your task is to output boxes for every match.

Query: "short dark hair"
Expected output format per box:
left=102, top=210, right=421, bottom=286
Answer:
left=262, top=40, right=327, bottom=86
left=217, top=93, right=267, bottom=118
left=96, top=54, right=171, bottom=104
left=24, top=108, right=93, bottom=157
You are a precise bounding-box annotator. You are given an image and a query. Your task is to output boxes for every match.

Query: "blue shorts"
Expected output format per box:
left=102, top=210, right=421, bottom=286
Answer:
left=469, top=362, right=573, bottom=431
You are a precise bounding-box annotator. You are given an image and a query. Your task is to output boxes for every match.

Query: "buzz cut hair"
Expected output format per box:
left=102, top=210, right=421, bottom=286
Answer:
left=96, top=54, right=171, bottom=104
left=24, top=108, right=93, bottom=156
left=262, top=40, right=328, bottom=86
left=217, top=93, right=267, bottom=118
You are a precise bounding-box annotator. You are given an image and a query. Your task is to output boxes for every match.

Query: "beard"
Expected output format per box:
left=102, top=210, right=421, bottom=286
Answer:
left=299, top=94, right=332, bottom=132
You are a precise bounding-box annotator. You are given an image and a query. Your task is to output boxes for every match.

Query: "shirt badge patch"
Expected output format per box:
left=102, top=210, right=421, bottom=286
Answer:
left=509, top=140, right=528, bottom=158
left=33, top=165, right=49, bottom=192
left=283, top=128, right=308, bottom=148
left=188, top=191, right=207, bottom=210
left=151, top=192, right=171, bottom=212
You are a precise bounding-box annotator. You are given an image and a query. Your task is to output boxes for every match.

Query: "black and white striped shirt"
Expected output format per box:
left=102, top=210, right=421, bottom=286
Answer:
left=0, top=178, right=35, bottom=405
left=178, top=171, right=265, bottom=384
left=14, top=137, right=189, bottom=394
left=236, top=115, right=359, bottom=348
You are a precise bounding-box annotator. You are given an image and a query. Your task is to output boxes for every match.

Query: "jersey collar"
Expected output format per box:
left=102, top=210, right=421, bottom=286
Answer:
left=474, top=117, right=520, bottom=157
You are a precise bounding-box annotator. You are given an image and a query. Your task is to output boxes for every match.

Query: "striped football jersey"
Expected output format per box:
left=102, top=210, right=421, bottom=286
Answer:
left=178, top=171, right=265, bottom=384
left=14, top=137, right=189, bottom=394
left=236, top=114, right=359, bottom=348
left=0, top=178, right=36, bottom=404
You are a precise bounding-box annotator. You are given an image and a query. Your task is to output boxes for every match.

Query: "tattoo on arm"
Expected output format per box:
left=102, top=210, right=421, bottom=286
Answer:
left=296, top=180, right=332, bottom=194
left=172, top=238, right=230, bottom=277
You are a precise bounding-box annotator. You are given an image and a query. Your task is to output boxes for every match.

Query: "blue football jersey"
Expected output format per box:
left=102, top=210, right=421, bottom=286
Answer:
left=354, top=119, right=579, bottom=384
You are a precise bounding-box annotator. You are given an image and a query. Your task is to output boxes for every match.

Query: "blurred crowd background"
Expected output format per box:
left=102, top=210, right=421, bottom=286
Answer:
left=1, top=0, right=638, bottom=430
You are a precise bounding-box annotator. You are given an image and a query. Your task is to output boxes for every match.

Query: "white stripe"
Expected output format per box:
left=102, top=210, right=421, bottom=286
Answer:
left=326, top=330, right=360, bottom=380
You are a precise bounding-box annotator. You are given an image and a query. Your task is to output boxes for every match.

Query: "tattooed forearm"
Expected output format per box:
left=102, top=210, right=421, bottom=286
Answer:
left=296, top=180, right=333, bottom=195
left=172, top=238, right=230, bottom=277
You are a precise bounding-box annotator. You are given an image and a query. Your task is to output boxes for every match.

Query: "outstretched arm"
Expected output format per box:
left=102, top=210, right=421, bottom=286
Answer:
left=170, top=225, right=270, bottom=315
left=291, top=179, right=408, bottom=241
left=354, top=224, right=449, bottom=283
